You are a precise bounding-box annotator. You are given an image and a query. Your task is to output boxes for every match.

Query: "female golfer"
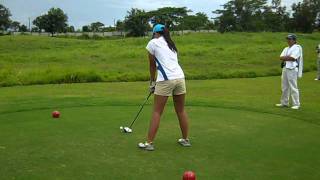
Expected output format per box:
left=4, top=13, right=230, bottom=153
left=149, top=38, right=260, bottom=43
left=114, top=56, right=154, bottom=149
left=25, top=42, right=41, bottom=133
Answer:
left=138, top=24, right=191, bottom=151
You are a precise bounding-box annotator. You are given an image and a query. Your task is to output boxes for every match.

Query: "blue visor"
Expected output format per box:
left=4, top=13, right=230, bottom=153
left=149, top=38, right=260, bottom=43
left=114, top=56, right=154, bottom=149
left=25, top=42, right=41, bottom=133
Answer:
left=153, top=24, right=165, bottom=33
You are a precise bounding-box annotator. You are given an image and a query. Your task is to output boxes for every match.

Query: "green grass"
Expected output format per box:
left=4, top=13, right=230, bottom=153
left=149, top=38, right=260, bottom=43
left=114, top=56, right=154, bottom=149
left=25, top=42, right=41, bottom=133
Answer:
left=0, top=32, right=319, bottom=87
left=0, top=72, right=320, bottom=179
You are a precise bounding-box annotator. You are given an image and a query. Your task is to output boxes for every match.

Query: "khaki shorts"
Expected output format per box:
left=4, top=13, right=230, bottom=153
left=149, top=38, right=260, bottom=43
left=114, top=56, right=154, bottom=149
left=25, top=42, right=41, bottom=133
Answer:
left=155, top=79, right=186, bottom=97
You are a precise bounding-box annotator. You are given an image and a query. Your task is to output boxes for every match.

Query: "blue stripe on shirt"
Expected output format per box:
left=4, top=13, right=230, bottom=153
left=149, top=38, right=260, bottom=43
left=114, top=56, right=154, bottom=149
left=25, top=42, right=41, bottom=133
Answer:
left=154, top=58, right=168, bottom=80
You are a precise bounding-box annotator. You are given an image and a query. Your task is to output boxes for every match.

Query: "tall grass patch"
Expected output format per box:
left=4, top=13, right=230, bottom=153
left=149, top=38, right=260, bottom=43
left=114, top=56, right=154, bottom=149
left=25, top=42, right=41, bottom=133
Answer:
left=0, top=33, right=319, bottom=86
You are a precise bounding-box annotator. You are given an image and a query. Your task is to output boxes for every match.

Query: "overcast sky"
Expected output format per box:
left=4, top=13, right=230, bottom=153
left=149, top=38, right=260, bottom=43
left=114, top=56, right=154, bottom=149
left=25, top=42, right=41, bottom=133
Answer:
left=1, top=0, right=301, bottom=29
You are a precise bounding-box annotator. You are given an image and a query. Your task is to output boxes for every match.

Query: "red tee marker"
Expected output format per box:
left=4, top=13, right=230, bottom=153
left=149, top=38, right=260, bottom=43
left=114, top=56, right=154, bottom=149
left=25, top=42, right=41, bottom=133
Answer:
left=52, top=111, right=60, bottom=118
left=183, top=171, right=196, bottom=180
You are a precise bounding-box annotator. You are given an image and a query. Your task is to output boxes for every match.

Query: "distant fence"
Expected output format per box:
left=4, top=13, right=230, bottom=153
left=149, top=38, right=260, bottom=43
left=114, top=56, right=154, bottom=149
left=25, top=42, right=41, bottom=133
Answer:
left=10, top=30, right=217, bottom=37
left=11, top=31, right=126, bottom=37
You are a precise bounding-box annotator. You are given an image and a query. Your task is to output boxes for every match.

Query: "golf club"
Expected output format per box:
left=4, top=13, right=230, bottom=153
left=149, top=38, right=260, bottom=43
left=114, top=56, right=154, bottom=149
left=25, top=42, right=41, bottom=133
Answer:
left=120, top=92, right=152, bottom=133
left=120, top=33, right=155, bottom=134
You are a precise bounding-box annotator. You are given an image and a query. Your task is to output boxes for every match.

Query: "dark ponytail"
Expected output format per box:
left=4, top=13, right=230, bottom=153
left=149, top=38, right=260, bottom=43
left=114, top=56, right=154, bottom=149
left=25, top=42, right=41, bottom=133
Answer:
left=159, top=28, right=178, bottom=53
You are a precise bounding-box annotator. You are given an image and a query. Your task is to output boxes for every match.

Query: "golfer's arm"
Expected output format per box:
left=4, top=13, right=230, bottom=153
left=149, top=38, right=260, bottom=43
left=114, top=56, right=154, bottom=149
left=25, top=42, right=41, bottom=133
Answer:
left=148, top=53, right=156, bottom=82
left=280, top=56, right=296, bottom=61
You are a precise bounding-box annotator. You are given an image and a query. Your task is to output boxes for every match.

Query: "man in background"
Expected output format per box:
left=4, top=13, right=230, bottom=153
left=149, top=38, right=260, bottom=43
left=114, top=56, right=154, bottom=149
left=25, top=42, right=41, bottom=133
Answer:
left=276, top=34, right=303, bottom=110
left=315, top=44, right=320, bottom=81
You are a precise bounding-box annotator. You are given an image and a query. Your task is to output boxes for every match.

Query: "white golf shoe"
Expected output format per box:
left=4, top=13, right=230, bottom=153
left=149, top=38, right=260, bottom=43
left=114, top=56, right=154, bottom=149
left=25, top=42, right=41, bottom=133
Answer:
left=138, top=142, right=154, bottom=151
left=291, top=106, right=300, bottom=110
left=178, top=138, right=191, bottom=147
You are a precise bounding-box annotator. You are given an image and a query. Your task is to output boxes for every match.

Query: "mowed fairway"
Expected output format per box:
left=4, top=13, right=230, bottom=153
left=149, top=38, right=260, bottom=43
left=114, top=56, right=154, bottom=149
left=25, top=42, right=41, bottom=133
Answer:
left=0, top=73, right=320, bottom=179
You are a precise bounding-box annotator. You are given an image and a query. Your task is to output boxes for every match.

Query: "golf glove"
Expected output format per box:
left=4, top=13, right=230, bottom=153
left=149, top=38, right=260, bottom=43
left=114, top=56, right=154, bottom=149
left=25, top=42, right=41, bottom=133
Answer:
left=149, top=81, right=156, bottom=93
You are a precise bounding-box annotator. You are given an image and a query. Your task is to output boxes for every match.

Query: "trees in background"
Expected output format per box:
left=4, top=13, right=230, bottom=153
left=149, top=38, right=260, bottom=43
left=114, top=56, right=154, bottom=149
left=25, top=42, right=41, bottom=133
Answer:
left=33, top=15, right=47, bottom=32
left=123, top=7, right=212, bottom=36
left=102, top=26, right=116, bottom=32
left=31, top=27, right=39, bottom=32
left=0, top=4, right=210, bottom=36
left=214, top=0, right=270, bottom=32
left=262, top=0, right=290, bottom=32
left=0, top=4, right=31, bottom=33
left=316, top=13, right=320, bottom=30
left=90, top=22, right=105, bottom=32
left=66, top=26, right=75, bottom=32
left=33, top=8, right=68, bottom=36
left=214, top=0, right=320, bottom=33
left=148, top=7, right=190, bottom=31
left=115, top=20, right=125, bottom=33
left=178, top=12, right=210, bottom=31
left=291, top=0, right=320, bottom=33
left=1, top=1, right=319, bottom=35
left=9, top=21, right=29, bottom=32
left=0, top=4, right=11, bottom=31
left=82, top=25, right=90, bottom=32
left=19, top=24, right=27, bottom=32
left=81, top=22, right=106, bottom=32
left=124, top=8, right=149, bottom=37
left=10, top=21, right=20, bottom=31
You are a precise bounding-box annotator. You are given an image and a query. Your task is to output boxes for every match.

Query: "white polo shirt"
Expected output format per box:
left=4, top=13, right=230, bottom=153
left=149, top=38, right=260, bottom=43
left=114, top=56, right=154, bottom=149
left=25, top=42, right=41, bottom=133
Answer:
left=146, top=36, right=185, bottom=82
left=280, top=44, right=302, bottom=69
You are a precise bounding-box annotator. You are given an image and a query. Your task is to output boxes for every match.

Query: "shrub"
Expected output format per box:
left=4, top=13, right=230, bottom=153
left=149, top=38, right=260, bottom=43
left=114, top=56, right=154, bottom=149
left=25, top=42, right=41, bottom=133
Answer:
left=92, top=34, right=103, bottom=40
left=79, top=34, right=90, bottom=40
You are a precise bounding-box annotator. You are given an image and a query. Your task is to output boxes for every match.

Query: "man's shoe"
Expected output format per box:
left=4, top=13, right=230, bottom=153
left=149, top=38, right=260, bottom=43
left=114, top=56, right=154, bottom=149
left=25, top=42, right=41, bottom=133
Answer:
left=291, top=106, right=300, bottom=110
left=275, top=104, right=288, bottom=107
left=138, top=142, right=155, bottom=151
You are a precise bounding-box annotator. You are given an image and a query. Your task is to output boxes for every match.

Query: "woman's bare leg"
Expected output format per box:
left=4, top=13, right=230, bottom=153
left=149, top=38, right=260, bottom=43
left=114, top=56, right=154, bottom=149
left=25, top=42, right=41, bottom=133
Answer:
left=173, top=94, right=189, bottom=139
left=147, top=95, right=168, bottom=143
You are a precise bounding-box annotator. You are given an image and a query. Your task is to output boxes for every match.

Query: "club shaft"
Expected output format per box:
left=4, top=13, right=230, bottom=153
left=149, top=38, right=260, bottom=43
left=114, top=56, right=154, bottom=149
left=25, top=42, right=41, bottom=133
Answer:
left=129, top=92, right=152, bottom=128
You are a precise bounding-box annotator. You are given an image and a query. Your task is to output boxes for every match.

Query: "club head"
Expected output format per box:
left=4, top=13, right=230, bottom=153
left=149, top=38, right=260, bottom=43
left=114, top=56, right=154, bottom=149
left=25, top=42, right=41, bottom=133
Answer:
left=120, top=126, right=132, bottom=133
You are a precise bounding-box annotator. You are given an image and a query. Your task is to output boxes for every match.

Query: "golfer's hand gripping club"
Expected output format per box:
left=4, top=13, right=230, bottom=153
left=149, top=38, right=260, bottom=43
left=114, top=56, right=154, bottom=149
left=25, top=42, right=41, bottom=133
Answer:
left=149, top=81, right=156, bottom=93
